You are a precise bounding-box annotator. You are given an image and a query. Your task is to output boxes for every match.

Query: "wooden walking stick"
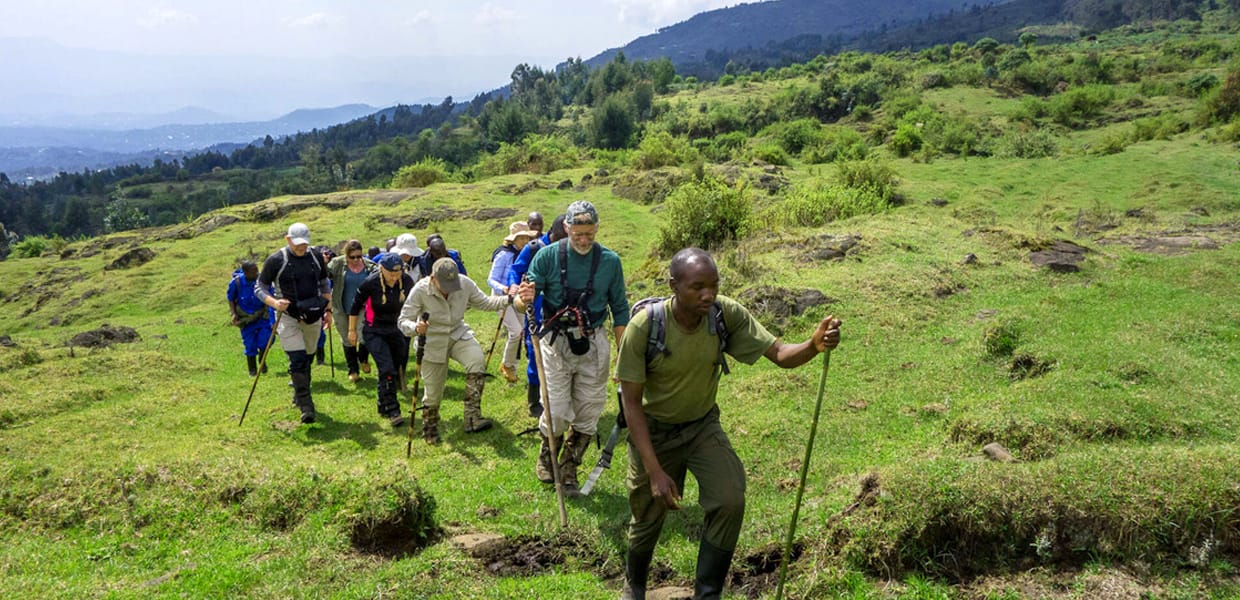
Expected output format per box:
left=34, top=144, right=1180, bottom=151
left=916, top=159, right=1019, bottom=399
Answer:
left=239, top=311, right=282, bottom=426
left=406, top=313, right=429, bottom=458
left=775, top=348, right=832, bottom=599
left=326, top=318, right=335, bottom=379
left=527, top=299, right=569, bottom=528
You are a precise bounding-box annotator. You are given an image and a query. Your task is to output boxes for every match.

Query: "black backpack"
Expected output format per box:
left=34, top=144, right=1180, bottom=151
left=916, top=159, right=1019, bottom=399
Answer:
left=274, top=247, right=328, bottom=323
left=632, top=297, right=731, bottom=376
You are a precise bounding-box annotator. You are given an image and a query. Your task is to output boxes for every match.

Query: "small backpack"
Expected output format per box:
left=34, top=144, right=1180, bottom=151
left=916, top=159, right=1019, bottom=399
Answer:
left=632, top=297, right=730, bottom=376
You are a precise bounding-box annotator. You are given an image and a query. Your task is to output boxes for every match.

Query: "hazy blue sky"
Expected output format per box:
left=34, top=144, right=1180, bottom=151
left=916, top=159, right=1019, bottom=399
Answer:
left=2, top=0, right=736, bottom=123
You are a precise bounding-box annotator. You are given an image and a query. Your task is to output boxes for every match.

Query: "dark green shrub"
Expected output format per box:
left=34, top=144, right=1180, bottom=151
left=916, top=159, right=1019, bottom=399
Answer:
left=804, top=126, right=868, bottom=164
left=634, top=131, right=699, bottom=169
left=763, top=183, right=889, bottom=227
left=656, top=177, right=752, bottom=255
left=890, top=123, right=923, bottom=157
left=763, top=118, right=824, bottom=155
left=836, top=160, right=899, bottom=200
left=985, top=128, right=1059, bottom=159
left=749, top=143, right=791, bottom=166
left=1201, top=68, right=1240, bottom=124
left=983, top=321, right=1020, bottom=357
left=390, top=158, right=452, bottom=188
left=1049, top=84, right=1117, bottom=128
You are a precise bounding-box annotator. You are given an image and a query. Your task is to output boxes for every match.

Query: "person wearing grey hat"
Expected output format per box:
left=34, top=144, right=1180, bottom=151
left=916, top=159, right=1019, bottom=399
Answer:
left=517, top=200, right=631, bottom=496
left=254, top=222, right=333, bottom=424
left=348, top=253, right=417, bottom=428
left=397, top=257, right=530, bottom=443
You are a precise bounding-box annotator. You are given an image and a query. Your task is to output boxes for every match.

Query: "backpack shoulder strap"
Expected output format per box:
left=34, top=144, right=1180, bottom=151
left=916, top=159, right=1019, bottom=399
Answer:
left=273, top=247, right=290, bottom=298
left=645, top=300, right=668, bottom=364
left=710, top=301, right=731, bottom=375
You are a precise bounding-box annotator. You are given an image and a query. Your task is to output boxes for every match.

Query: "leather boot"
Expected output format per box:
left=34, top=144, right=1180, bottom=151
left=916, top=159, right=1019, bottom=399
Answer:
left=358, top=344, right=371, bottom=373
left=315, top=347, right=326, bottom=366
left=526, top=383, right=543, bottom=418
left=343, top=346, right=360, bottom=381
left=620, top=548, right=653, bottom=600
left=290, top=371, right=315, bottom=424
left=560, top=429, right=592, bottom=497
left=536, top=433, right=560, bottom=484
left=462, top=373, right=493, bottom=433
left=422, top=406, right=441, bottom=444
left=247, top=355, right=258, bottom=377
left=693, top=539, right=734, bottom=600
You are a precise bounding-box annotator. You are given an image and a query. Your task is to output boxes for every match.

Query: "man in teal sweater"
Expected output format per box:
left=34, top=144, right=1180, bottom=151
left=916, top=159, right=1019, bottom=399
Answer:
left=520, top=200, right=630, bottom=495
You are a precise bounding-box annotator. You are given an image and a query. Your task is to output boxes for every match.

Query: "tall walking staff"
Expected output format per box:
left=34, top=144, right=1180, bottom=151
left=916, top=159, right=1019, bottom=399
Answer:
left=525, top=278, right=569, bottom=528
left=406, top=312, right=429, bottom=458
left=774, top=348, right=832, bottom=599
left=326, top=319, right=335, bottom=379
left=239, top=310, right=283, bottom=426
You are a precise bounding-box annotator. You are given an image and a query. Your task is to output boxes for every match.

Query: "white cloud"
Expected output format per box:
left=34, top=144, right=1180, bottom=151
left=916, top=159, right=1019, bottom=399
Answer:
left=285, top=12, right=341, bottom=29
left=405, top=9, right=434, bottom=28
left=609, top=0, right=733, bottom=29
left=136, top=8, right=199, bottom=29
left=475, top=3, right=519, bottom=27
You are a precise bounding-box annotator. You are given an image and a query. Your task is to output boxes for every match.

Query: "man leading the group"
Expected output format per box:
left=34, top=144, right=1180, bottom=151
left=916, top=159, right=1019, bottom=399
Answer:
left=519, top=201, right=630, bottom=497
left=254, top=222, right=332, bottom=424
left=614, top=247, right=842, bottom=599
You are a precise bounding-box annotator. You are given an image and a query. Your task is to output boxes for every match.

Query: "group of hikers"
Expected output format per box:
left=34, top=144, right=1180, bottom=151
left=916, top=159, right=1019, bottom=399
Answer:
left=226, top=200, right=843, bottom=599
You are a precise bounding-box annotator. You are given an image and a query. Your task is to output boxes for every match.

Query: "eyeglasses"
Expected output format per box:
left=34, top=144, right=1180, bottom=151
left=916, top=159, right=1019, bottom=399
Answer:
left=347, top=254, right=363, bottom=260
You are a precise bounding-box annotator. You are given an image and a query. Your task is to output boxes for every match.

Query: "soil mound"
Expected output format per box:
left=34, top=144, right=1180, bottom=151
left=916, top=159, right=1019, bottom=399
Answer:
left=69, top=324, right=140, bottom=348
left=105, top=247, right=156, bottom=271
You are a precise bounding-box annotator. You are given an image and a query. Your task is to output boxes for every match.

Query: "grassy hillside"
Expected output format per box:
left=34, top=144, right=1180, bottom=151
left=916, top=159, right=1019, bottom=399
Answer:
left=2, top=25, right=1239, bottom=600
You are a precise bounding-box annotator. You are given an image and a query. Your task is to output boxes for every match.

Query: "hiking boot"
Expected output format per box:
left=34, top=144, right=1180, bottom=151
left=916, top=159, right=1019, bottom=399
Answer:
left=247, top=356, right=258, bottom=377
left=348, top=371, right=359, bottom=383
left=315, top=347, right=326, bottom=366
left=527, top=383, right=543, bottom=419
left=536, top=433, right=560, bottom=484
left=499, top=363, right=519, bottom=383
left=291, top=371, right=315, bottom=424
left=560, top=429, right=592, bottom=497
left=388, top=413, right=407, bottom=428
left=359, top=360, right=371, bottom=374
left=422, top=406, right=441, bottom=444
left=462, top=373, right=493, bottom=433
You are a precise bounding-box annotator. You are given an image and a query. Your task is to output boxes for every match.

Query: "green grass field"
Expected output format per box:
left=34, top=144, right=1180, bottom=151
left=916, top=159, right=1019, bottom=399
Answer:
left=2, top=29, right=1240, bottom=600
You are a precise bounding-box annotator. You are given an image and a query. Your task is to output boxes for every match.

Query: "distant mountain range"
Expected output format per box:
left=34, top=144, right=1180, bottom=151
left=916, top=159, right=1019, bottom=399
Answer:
left=0, top=104, right=381, bottom=180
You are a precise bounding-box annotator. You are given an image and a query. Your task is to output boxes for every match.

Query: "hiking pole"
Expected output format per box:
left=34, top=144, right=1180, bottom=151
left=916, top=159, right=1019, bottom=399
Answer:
left=406, top=312, right=429, bottom=458
left=481, top=310, right=505, bottom=379
left=326, top=318, right=335, bottom=379
left=775, top=349, right=831, bottom=600
left=239, top=310, right=283, bottom=426
left=523, top=286, right=568, bottom=529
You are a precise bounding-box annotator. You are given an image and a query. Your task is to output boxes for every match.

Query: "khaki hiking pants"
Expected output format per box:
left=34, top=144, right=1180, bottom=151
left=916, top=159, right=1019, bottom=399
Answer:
left=419, top=336, right=487, bottom=409
left=537, top=328, right=609, bottom=437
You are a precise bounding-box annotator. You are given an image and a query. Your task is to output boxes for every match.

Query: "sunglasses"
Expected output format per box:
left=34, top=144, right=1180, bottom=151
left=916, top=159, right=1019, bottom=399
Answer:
left=347, top=254, right=363, bottom=260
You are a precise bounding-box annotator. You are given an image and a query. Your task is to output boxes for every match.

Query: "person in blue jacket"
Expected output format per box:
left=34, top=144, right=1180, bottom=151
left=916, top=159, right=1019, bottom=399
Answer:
left=227, top=261, right=274, bottom=376
left=418, top=234, right=467, bottom=278
left=507, top=213, right=564, bottom=418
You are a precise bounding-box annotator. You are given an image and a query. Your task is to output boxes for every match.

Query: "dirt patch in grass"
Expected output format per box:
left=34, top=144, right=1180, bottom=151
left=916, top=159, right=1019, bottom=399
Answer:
left=155, top=214, right=241, bottom=241
left=1097, top=223, right=1240, bottom=255
left=380, top=207, right=517, bottom=230
left=728, top=541, right=805, bottom=598
left=68, top=324, right=141, bottom=349
left=611, top=168, right=689, bottom=204
left=781, top=233, right=863, bottom=263
left=736, top=286, right=836, bottom=321
left=104, top=247, right=156, bottom=271
left=76, top=235, right=141, bottom=258
left=246, top=195, right=355, bottom=222
left=465, top=532, right=603, bottom=577
left=11, top=266, right=86, bottom=317
left=1009, top=352, right=1055, bottom=380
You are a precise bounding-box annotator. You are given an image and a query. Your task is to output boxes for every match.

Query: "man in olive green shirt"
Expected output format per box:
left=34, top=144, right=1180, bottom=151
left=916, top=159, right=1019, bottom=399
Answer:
left=615, top=248, right=842, bottom=600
